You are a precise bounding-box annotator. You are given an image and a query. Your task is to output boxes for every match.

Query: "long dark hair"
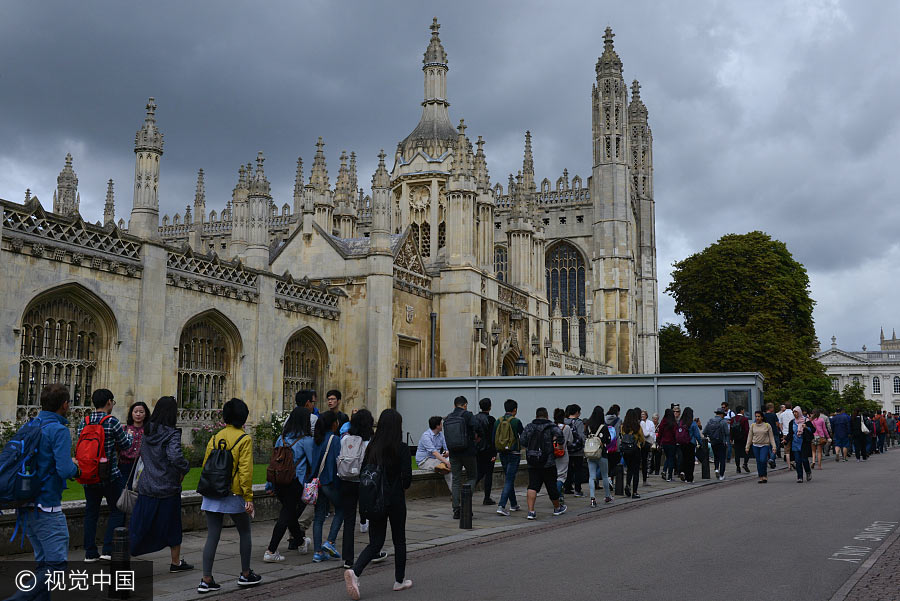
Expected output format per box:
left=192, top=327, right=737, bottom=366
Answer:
left=553, top=407, right=566, bottom=425
left=586, top=405, right=605, bottom=433
left=148, top=396, right=178, bottom=433
left=349, top=409, right=375, bottom=440
left=681, top=407, right=694, bottom=426
left=661, top=408, right=676, bottom=429
left=364, top=408, right=403, bottom=466
left=314, top=410, right=337, bottom=445
left=282, top=407, right=312, bottom=440
left=127, top=401, right=151, bottom=432
left=622, top=408, right=640, bottom=434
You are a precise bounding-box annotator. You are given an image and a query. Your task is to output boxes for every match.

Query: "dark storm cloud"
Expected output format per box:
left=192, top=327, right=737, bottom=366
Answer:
left=1, top=0, right=897, bottom=351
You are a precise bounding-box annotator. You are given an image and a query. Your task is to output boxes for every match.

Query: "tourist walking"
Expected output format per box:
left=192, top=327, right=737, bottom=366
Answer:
left=746, top=410, right=777, bottom=483
left=119, top=401, right=149, bottom=476
left=703, top=409, right=730, bottom=480
left=850, top=408, right=869, bottom=462
left=584, top=406, right=612, bottom=506
left=553, top=408, right=573, bottom=502
left=444, top=396, right=478, bottom=520
left=311, top=410, right=345, bottom=563
left=263, top=407, right=314, bottom=563
left=831, top=407, right=851, bottom=462
left=810, top=409, right=830, bottom=469
left=472, top=398, right=497, bottom=505
left=619, top=409, right=645, bottom=498
left=730, top=406, right=750, bottom=474
left=640, top=410, right=655, bottom=483
left=339, top=409, right=380, bottom=568
left=563, top=404, right=586, bottom=497
left=494, top=399, right=525, bottom=515
left=198, top=398, right=260, bottom=593
left=77, top=388, right=133, bottom=562
left=344, top=409, right=413, bottom=599
left=790, top=407, right=814, bottom=482
left=657, top=408, right=678, bottom=482
left=677, top=407, right=702, bottom=483
left=129, top=396, right=192, bottom=571
left=762, top=403, right=781, bottom=467
left=649, top=412, right=662, bottom=475
left=520, top=407, right=567, bottom=519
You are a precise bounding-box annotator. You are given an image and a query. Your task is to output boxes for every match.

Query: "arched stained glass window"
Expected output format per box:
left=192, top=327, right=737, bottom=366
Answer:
left=546, top=241, right=587, bottom=356
left=494, top=245, right=508, bottom=283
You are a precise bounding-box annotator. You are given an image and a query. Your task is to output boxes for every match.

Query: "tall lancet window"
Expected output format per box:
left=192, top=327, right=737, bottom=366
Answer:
left=545, top=241, right=587, bottom=356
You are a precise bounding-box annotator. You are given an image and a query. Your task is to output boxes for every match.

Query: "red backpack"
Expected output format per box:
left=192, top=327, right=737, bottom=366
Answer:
left=675, top=422, right=691, bottom=445
left=76, top=415, right=111, bottom=485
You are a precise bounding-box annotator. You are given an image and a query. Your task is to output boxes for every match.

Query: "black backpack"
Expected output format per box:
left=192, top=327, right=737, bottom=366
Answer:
left=358, top=463, right=386, bottom=520
left=567, top=418, right=585, bottom=454
left=443, top=413, right=469, bottom=453
left=619, top=431, right=637, bottom=453
left=525, top=423, right=552, bottom=466
left=473, top=413, right=495, bottom=454
left=197, top=433, right=246, bottom=498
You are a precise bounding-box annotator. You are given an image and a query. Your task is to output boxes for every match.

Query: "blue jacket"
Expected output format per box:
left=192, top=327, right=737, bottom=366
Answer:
left=276, top=434, right=316, bottom=484
left=831, top=412, right=851, bottom=439
left=689, top=422, right=703, bottom=445
left=310, top=432, right=340, bottom=486
left=33, top=411, right=79, bottom=507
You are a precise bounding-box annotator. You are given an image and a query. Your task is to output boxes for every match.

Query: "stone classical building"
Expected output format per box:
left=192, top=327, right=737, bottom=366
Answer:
left=814, top=329, right=900, bottom=414
left=0, top=21, right=658, bottom=427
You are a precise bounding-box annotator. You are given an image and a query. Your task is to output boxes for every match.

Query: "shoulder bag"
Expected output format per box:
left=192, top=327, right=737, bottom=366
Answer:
left=302, top=435, right=334, bottom=506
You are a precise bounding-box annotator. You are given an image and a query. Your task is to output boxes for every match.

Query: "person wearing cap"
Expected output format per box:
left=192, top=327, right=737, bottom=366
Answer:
left=703, top=409, right=731, bottom=481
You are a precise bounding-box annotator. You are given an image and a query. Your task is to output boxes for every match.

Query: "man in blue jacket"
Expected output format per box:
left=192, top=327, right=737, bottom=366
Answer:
left=830, top=407, right=851, bottom=462
left=18, top=383, right=80, bottom=600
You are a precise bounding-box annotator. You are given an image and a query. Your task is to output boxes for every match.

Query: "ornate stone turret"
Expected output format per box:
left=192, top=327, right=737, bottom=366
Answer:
left=473, top=135, right=494, bottom=271
left=447, top=119, right=476, bottom=266
left=569, top=305, right=581, bottom=356
left=334, top=151, right=357, bottom=238
left=229, top=164, right=250, bottom=255
left=103, top=179, right=115, bottom=226
left=369, top=150, right=392, bottom=254
left=244, top=152, right=271, bottom=269
left=551, top=301, right=563, bottom=352
left=309, top=138, right=333, bottom=232
left=130, top=98, right=164, bottom=240
left=293, top=157, right=304, bottom=216
left=53, top=153, right=79, bottom=216
left=349, top=152, right=358, bottom=202
left=190, top=169, right=206, bottom=250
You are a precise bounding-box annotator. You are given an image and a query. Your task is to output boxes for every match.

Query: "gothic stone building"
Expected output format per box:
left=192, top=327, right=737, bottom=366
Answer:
left=815, top=330, right=900, bottom=414
left=0, top=21, right=658, bottom=427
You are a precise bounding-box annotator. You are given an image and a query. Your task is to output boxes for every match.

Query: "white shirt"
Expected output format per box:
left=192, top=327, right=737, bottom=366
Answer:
left=777, top=410, right=793, bottom=435
left=641, top=419, right=656, bottom=444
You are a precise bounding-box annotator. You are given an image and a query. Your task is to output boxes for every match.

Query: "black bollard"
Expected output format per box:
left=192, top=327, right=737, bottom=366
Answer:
left=460, top=484, right=473, bottom=529
left=614, top=462, right=624, bottom=497
left=698, top=441, right=711, bottom=480
left=109, top=527, right=130, bottom=599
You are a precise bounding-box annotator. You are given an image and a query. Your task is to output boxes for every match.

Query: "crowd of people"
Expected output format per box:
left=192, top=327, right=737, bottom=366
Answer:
left=3, top=383, right=897, bottom=601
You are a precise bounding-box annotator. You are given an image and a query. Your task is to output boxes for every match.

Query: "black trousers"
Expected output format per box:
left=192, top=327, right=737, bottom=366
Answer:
left=623, top=449, right=640, bottom=494
left=340, top=479, right=360, bottom=563
left=474, top=451, right=495, bottom=501
left=712, top=442, right=727, bottom=477
left=679, top=443, right=696, bottom=482
left=267, top=480, right=306, bottom=553
left=853, top=434, right=869, bottom=460
left=650, top=445, right=662, bottom=474
left=564, top=456, right=584, bottom=493
left=353, top=500, right=406, bottom=583
left=733, top=439, right=749, bottom=468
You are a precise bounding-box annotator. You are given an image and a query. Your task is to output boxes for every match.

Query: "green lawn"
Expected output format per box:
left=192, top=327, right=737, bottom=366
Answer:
left=61, top=464, right=269, bottom=502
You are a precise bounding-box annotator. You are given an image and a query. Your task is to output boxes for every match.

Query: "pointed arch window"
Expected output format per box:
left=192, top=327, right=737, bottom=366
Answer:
left=494, top=245, right=508, bottom=283
left=177, top=319, right=231, bottom=409
left=546, top=241, right=587, bottom=356
left=282, top=329, right=327, bottom=412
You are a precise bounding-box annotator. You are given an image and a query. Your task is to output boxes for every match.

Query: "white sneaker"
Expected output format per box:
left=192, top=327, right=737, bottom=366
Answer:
left=99, top=554, right=112, bottom=561
left=392, top=579, right=413, bottom=591
left=263, top=550, right=285, bottom=562
left=344, top=569, right=360, bottom=601
left=298, top=536, right=312, bottom=555
left=360, top=522, right=369, bottom=533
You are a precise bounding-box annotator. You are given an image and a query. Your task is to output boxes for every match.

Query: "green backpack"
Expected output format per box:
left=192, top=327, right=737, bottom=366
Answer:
left=494, top=416, right=517, bottom=451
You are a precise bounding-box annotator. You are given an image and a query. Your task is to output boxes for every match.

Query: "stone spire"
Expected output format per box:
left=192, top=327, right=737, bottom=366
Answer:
left=309, top=137, right=330, bottom=193
left=334, top=151, right=357, bottom=237
left=628, top=79, right=648, bottom=123
left=309, top=138, right=333, bottom=231
left=474, top=136, right=489, bottom=190
left=596, top=26, right=623, bottom=78
left=54, top=153, right=79, bottom=216
left=193, top=169, right=206, bottom=221
left=349, top=152, right=358, bottom=203
left=130, top=98, right=164, bottom=239
left=103, top=179, right=115, bottom=226
left=230, top=164, right=250, bottom=254
left=244, top=151, right=271, bottom=269
left=551, top=301, right=563, bottom=352
left=369, top=150, right=392, bottom=254
left=424, top=17, right=447, bottom=65
left=293, top=156, right=304, bottom=209
left=522, top=131, right=536, bottom=198
left=450, top=119, right=468, bottom=179
left=334, top=151, right=351, bottom=208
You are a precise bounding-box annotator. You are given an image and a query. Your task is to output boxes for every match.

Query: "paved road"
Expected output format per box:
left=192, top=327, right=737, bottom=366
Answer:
left=222, top=452, right=900, bottom=601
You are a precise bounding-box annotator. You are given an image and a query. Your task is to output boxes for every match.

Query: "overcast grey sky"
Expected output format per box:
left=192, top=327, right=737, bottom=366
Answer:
left=2, top=0, right=898, bottom=352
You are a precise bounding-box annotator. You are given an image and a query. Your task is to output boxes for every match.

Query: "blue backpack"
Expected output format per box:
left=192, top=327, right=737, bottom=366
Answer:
left=0, top=417, right=47, bottom=509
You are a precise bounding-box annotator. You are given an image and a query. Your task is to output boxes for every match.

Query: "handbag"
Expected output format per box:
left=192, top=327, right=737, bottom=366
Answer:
left=301, top=435, right=333, bottom=506
left=434, top=462, right=451, bottom=475
left=116, top=458, right=142, bottom=514
left=860, top=417, right=870, bottom=435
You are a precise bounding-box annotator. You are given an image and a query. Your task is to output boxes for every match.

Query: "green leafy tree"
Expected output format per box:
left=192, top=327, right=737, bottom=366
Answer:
left=777, top=375, right=840, bottom=413
left=840, top=382, right=882, bottom=415
left=659, top=323, right=703, bottom=373
left=664, top=231, right=824, bottom=396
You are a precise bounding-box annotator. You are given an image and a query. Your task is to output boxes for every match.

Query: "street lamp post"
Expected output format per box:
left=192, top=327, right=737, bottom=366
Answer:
left=515, top=352, right=528, bottom=376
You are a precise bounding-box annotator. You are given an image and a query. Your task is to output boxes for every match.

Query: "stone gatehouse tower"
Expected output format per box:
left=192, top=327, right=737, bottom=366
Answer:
left=0, top=20, right=657, bottom=429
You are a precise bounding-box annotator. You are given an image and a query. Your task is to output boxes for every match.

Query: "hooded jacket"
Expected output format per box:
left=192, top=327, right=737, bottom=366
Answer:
left=137, top=423, right=190, bottom=498
left=31, top=410, right=79, bottom=507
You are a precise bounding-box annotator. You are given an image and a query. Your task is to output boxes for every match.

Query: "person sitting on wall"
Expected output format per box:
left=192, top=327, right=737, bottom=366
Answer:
left=415, top=416, right=452, bottom=490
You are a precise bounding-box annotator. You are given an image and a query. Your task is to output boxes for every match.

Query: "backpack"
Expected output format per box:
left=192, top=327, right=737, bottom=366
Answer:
left=494, top=416, right=518, bottom=451
left=75, top=415, right=112, bottom=485
left=567, top=418, right=585, bottom=454
left=708, top=419, right=726, bottom=444
left=266, top=438, right=297, bottom=486
left=0, top=417, right=46, bottom=508
left=606, top=423, right=618, bottom=453
left=443, top=413, right=469, bottom=453
left=619, top=431, right=637, bottom=453
left=358, top=463, right=386, bottom=520
left=197, top=433, right=247, bottom=498
left=584, top=426, right=604, bottom=459
left=473, top=413, right=494, bottom=454
left=730, top=416, right=747, bottom=441
left=675, top=422, right=690, bottom=445
left=525, top=423, right=552, bottom=466
left=337, top=434, right=367, bottom=480
left=553, top=427, right=567, bottom=458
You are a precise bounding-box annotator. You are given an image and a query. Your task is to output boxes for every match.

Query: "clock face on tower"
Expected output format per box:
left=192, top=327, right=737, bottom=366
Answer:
left=409, top=186, right=429, bottom=211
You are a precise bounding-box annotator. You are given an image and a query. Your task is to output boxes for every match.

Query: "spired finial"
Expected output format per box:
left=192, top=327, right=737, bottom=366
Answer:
left=604, top=26, right=615, bottom=48
left=145, top=97, right=157, bottom=122
left=24, top=188, right=31, bottom=203
left=431, top=17, right=440, bottom=36
left=256, top=151, right=265, bottom=173
left=457, top=118, right=467, bottom=135
left=631, top=79, right=641, bottom=98
left=316, top=136, right=324, bottom=151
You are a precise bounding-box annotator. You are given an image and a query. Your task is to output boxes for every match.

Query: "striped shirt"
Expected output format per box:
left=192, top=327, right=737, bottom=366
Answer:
left=76, top=411, right=133, bottom=481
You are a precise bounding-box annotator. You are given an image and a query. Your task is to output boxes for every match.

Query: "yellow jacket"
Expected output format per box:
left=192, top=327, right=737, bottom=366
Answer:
left=203, top=425, right=254, bottom=502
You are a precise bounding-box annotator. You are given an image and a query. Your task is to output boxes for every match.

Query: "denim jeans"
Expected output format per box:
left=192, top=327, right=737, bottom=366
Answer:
left=13, top=509, right=69, bottom=601
left=587, top=457, right=610, bottom=498
left=751, top=445, right=770, bottom=477
left=450, top=454, right=477, bottom=512
left=662, top=444, right=677, bottom=474
left=497, top=452, right=520, bottom=509
left=83, top=472, right=126, bottom=557
left=877, top=433, right=886, bottom=454
left=313, top=482, right=345, bottom=553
